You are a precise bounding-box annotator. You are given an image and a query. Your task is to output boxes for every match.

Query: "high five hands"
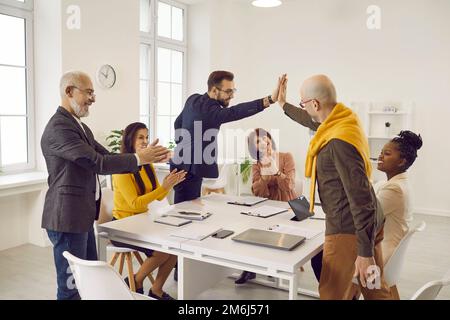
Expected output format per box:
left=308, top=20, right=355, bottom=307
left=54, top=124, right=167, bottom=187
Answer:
left=277, top=74, right=288, bottom=107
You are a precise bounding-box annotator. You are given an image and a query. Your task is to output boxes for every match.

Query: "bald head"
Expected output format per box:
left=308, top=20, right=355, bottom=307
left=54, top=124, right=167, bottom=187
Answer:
left=301, top=75, right=337, bottom=109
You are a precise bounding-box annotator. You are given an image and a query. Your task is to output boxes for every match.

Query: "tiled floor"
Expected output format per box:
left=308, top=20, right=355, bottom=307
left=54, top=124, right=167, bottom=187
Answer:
left=1, top=214, right=449, bottom=300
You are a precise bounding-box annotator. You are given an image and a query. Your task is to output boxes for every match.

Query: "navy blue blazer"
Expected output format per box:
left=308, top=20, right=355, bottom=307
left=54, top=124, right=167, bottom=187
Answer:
left=170, top=93, right=264, bottom=178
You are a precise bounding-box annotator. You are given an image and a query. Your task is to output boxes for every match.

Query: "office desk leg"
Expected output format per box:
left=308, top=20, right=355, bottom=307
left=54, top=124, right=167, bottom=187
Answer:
left=288, top=273, right=299, bottom=300
left=178, top=256, right=232, bottom=300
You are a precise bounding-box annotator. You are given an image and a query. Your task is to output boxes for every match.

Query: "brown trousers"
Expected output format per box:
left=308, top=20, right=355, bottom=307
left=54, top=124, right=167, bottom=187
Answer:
left=319, top=228, right=398, bottom=300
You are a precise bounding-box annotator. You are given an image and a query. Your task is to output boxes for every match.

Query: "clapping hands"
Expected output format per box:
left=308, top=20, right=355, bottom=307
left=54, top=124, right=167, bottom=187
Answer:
left=137, top=138, right=172, bottom=164
left=260, top=154, right=279, bottom=177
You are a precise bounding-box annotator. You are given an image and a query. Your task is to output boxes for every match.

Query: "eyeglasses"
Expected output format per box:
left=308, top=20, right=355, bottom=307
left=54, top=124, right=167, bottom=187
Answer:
left=215, top=87, right=237, bottom=95
left=73, top=86, right=96, bottom=98
left=298, top=98, right=317, bottom=109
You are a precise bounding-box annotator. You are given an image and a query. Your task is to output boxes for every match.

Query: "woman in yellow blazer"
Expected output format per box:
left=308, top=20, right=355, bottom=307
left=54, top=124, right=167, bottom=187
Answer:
left=111, top=122, right=186, bottom=300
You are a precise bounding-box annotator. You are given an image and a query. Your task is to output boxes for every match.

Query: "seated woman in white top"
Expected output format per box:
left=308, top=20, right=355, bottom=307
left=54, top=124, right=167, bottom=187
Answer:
left=375, top=130, right=423, bottom=264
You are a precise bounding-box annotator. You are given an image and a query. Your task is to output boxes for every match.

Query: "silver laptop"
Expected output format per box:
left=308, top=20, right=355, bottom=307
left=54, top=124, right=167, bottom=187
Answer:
left=232, top=228, right=305, bottom=251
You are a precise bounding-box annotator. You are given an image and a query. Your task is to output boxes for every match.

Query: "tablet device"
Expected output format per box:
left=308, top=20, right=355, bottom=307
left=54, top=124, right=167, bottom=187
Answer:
left=288, top=196, right=314, bottom=222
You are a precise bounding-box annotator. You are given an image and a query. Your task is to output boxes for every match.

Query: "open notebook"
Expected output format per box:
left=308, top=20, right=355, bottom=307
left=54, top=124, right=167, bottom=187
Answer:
left=240, top=205, right=288, bottom=218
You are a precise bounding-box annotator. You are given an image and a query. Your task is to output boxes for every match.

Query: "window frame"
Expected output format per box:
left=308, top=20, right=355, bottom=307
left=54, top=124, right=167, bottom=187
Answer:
left=156, top=0, right=187, bottom=47
left=0, top=0, right=33, bottom=11
left=140, top=0, right=187, bottom=145
left=0, top=2, right=35, bottom=173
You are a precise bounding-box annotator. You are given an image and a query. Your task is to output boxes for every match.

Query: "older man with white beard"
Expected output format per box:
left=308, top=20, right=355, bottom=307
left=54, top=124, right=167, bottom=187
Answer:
left=41, top=71, right=171, bottom=300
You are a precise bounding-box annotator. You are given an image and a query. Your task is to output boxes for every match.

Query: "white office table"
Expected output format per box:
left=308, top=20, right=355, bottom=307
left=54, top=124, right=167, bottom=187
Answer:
left=98, top=194, right=325, bottom=300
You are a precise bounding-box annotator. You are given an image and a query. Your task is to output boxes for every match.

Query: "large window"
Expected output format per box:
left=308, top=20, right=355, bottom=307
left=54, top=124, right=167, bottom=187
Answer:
left=0, top=0, right=34, bottom=173
left=140, top=0, right=186, bottom=147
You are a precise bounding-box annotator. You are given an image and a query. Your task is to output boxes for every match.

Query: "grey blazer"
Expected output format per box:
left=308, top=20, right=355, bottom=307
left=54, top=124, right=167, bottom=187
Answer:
left=41, top=107, right=139, bottom=233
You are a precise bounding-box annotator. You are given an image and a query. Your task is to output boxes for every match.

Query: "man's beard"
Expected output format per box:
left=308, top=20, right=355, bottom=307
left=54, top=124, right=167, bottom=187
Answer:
left=218, top=98, right=230, bottom=108
left=70, top=99, right=89, bottom=118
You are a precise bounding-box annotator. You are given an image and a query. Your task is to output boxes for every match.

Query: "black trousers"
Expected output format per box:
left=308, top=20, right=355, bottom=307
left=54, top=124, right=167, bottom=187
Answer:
left=311, top=250, right=323, bottom=282
left=172, top=172, right=203, bottom=204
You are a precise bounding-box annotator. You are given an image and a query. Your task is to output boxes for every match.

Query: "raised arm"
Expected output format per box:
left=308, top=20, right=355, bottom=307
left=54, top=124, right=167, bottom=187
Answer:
left=277, top=75, right=320, bottom=131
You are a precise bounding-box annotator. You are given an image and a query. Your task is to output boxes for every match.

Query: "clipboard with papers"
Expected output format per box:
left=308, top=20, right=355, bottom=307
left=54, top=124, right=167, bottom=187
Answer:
left=227, top=196, right=268, bottom=207
left=170, top=224, right=223, bottom=241
left=165, top=209, right=212, bottom=221
left=240, top=205, right=288, bottom=218
left=154, top=216, right=192, bottom=227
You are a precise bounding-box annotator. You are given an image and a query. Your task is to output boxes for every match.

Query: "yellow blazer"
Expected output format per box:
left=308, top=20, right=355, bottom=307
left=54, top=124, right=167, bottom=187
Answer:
left=112, top=165, right=168, bottom=220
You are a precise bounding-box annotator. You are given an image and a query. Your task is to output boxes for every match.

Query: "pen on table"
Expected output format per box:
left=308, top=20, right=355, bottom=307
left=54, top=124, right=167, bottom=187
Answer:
left=178, top=211, right=201, bottom=215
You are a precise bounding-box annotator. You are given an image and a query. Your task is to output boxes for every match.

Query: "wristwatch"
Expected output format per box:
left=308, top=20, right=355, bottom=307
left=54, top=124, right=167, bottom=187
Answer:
left=268, top=95, right=275, bottom=104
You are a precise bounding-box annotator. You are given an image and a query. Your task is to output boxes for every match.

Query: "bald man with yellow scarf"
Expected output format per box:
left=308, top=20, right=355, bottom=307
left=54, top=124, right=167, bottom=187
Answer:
left=278, top=74, right=396, bottom=300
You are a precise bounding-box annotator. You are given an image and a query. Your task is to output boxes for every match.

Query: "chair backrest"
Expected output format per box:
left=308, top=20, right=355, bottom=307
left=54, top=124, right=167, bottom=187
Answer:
left=202, top=164, right=230, bottom=189
left=411, top=271, right=450, bottom=300
left=384, top=221, right=426, bottom=286
left=62, top=251, right=135, bottom=300
left=294, top=178, right=303, bottom=198
left=98, top=187, right=114, bottom=224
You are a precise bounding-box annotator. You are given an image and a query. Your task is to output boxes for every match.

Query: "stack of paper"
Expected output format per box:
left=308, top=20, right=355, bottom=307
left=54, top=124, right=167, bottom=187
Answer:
left=170, top=224, right=222, bottom=241
left=267, top=224, right=323, bottom=239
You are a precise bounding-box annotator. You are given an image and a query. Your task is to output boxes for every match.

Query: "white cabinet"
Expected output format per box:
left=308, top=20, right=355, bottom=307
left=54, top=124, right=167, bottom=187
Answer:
left=352, top=101, right=414, bottom=182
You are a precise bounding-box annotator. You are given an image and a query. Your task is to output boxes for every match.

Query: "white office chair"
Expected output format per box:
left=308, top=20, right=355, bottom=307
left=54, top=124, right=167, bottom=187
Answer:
left=410, top=270, right=450, bottom=300
left=384, top=221, right=426, bottom=287
left=202, top=164, right=230, bottom=195
left=97, top=188, right=155, bottom=292
left=62, top=251, right=154, bottom=300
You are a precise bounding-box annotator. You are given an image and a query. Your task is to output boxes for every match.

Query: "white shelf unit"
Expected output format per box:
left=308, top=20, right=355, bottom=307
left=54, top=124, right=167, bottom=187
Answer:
left=352, top=101, right=414, bottom=182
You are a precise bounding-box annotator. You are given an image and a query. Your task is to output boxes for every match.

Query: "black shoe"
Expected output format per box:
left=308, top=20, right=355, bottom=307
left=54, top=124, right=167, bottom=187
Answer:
left=235, top=271, right=256, bottom=285
left=124, top=276, right=144, bottom=295
left=148, top=289, right=176, bottom=300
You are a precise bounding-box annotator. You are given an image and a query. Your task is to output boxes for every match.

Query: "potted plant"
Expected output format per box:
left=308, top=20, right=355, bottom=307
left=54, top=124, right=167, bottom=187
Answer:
left=240, top=158, right=252, bottom=184
left=167, top=141, right=176, bottom=151
left=106, top=129, right=123, bottom=154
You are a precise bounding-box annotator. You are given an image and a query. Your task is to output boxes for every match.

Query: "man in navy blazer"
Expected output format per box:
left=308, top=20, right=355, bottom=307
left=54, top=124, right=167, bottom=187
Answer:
left=170, top=71, right=281, bottom=204
left=41, top=71, right=170, bottom=299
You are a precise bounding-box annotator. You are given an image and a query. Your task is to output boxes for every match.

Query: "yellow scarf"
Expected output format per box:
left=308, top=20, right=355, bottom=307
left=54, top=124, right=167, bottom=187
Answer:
left=305, top=103, right=372, bottom=212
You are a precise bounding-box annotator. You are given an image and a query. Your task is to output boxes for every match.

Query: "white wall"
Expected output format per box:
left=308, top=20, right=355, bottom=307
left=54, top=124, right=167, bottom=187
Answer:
left=0, top=0, right=63, bottom=251
left=61, top=0, right=141, bottom=144
left=188, top=0, right=450, bottom=216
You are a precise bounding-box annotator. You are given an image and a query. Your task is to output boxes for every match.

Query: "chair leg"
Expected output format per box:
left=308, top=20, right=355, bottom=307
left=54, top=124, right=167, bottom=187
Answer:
left=109, top=252, right=120, bottom=267
left=133, top=251, right=155, bottom=284
left=118, top=253, right=125, bottom=275
left=125, top=253, right=136, bottom=292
